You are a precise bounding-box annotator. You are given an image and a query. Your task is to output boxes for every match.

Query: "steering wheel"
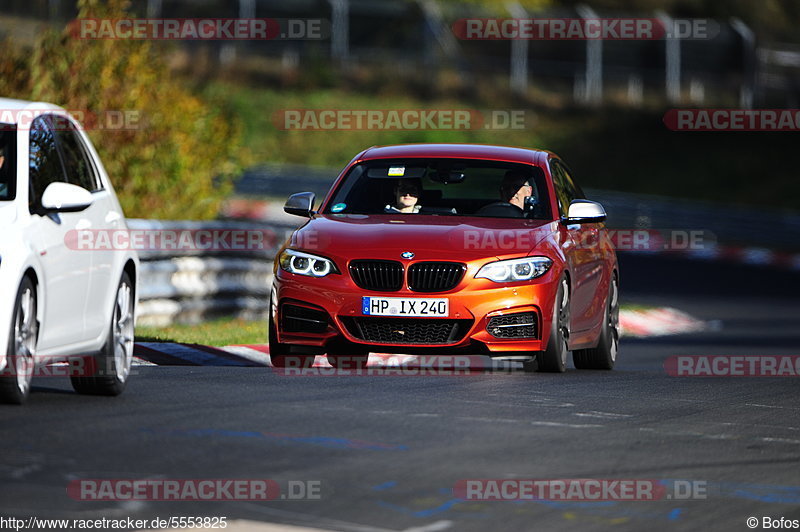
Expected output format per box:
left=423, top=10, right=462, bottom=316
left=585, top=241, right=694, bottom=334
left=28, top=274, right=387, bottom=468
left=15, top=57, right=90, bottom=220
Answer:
left=474, top=202, right=525, bottom=218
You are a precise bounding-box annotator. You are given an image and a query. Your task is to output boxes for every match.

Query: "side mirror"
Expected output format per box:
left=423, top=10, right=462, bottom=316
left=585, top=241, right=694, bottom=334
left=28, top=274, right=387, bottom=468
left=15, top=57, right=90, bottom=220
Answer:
left=284, top=192, right=316, bottom=218
left=563, top=199, right=606, bottom=224
left=40, top=182, right=94, bottom=213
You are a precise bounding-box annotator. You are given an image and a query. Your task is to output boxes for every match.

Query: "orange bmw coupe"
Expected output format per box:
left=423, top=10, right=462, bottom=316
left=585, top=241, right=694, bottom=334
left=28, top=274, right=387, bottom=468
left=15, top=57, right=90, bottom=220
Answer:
left=270, top=144, right=618, bottom=372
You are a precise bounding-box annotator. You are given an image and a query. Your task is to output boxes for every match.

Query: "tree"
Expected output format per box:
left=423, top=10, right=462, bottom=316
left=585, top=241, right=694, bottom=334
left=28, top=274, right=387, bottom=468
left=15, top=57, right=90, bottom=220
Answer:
left=0, top=0, right=245, bottom=219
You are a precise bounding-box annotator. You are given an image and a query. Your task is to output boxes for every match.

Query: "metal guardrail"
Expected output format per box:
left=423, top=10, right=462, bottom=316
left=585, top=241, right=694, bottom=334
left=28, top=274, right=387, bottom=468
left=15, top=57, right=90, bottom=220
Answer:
left=129, top=218, right=299, bottom=326
left=586, top=189, right=800, bottom=252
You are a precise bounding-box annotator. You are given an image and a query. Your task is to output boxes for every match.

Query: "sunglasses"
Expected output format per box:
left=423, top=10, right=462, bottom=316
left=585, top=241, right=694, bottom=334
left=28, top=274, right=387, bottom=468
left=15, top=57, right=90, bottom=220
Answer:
left=397, top=187, right=420, bottom=196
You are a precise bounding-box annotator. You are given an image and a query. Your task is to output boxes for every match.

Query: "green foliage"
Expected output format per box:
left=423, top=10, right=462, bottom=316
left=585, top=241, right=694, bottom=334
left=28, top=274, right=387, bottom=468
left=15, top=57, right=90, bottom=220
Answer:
left=0, top=0, right=246, bottom=219
left=209, top=81, right=800, bottom=212
left=136, top=317, right=265, bottom=346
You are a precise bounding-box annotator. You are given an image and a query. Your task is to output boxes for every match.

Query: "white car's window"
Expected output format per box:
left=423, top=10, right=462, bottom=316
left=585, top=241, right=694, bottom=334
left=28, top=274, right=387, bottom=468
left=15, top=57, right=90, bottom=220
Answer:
left=0, top=126, right=15, bottom=201
left=29, top=115, right=66, bottom=212
left=53, top=118, right=102, bottom=192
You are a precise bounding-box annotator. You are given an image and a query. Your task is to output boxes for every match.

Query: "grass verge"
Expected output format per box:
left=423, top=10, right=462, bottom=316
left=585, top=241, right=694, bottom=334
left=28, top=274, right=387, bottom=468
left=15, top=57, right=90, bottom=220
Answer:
left=135, top=318, right=265, bottom=346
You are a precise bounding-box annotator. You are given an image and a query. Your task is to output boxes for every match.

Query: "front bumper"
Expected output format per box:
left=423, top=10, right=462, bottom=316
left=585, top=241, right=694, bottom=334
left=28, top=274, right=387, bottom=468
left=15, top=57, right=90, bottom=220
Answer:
left=273, top=266, right=559, bottom=355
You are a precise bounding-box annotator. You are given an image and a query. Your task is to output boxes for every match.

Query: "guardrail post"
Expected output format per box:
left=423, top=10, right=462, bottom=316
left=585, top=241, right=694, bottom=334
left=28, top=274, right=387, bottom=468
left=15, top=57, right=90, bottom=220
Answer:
left=577, top=5, right=602, bottom=105
left=731, top=17, right=756, bottom=109
left=507, top=1, right=529, bottom=96
left=658, top=11, right=682, bottom=104
left=147, top=0, right=162, bottom=18
left=329, top=0, right=350, bottom=64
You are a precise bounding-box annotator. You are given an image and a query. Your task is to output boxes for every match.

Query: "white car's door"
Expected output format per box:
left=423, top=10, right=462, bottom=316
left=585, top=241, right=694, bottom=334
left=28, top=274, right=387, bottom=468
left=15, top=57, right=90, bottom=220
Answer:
left=53, top=120, right=119, bottom=341
left=27, top=115, right=93, bottom=351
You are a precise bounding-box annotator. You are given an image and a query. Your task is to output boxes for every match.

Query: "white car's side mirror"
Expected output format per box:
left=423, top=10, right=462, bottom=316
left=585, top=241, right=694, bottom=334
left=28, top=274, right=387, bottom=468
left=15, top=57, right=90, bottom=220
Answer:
left=40, top=182, right=94, bottom=213
left=563, top=199, right=607, bottom=224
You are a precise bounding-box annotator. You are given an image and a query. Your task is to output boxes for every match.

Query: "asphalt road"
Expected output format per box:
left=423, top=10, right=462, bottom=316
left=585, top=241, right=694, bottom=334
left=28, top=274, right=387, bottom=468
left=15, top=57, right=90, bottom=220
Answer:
left=1, top=254, right=799, bottom=532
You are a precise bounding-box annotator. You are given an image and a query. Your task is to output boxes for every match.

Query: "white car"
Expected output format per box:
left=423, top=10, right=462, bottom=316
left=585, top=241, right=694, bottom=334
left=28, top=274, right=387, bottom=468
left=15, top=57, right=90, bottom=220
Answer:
left=0, top=98, right=138, bottom=404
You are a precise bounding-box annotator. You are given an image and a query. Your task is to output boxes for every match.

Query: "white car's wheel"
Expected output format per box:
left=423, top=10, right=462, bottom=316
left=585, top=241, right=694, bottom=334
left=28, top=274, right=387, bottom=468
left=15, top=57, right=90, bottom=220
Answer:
left=71, top=272, right=134, bottom=396
left=0, top=277, right=38, bottom=405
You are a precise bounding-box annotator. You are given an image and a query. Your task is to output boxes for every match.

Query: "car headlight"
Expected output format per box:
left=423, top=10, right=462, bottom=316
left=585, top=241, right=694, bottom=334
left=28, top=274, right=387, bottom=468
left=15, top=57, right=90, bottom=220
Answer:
left=279, top=249, right=338, bottom=277
left=475, top=256, right=552, bottom=283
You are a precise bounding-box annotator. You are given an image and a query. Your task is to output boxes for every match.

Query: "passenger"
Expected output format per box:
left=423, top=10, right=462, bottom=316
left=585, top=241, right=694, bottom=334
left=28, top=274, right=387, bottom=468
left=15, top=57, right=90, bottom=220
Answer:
left=385, top=178, right=422, bottom=214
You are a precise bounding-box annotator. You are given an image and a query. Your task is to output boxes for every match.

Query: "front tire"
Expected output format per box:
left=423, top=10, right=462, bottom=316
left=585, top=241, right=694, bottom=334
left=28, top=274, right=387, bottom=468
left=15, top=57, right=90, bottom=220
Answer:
left=268, top=294, right=314, bottom=369
left=71, top=272, right=134, bottom=396
left=536, top=277, right=570, bottom=373
left=573, top=273, right=619, bottom=370
left=0, top=277, right=38, bottom=405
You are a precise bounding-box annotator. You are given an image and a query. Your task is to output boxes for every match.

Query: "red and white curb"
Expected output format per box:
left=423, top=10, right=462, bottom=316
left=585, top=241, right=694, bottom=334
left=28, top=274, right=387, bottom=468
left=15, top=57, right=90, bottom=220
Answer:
left=133, top=307, right=708, bottom=367
left=619, top=306, right=707, bottom=338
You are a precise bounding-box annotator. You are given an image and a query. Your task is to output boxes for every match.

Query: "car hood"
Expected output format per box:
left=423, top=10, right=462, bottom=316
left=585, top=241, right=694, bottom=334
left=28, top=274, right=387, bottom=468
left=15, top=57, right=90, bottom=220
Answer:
left=291, top=214, right=557, bottom=261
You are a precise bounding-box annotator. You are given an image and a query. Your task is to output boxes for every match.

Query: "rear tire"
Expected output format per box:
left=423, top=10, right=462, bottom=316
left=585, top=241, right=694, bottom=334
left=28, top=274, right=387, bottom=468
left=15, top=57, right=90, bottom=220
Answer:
left=573, top=273, right=619, bottom=370
left=536, top=277, right=570, bottom=373
left=0, top=277, right=38, bottom=405
left=71, top=272, right=134, bottom=396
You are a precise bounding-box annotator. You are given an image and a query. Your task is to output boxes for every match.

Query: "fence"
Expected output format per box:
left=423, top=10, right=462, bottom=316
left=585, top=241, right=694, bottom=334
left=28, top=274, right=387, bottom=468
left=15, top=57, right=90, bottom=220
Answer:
left=1, top=0, right=798, bottom=107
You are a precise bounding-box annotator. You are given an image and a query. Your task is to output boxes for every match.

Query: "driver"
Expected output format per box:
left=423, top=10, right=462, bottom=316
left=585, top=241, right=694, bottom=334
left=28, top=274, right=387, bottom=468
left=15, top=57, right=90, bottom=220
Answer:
left=499, top=170, right=534, bottom=210
left=385, top=178, right=422, bottom=214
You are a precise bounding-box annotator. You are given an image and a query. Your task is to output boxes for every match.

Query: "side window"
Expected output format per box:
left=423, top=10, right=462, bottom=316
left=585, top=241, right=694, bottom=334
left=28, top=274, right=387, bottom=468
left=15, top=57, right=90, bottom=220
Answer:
left=550, top=160, right=572, bottom=217
left=0, top=126, right=16, bottom=201
left=551, top=159, right=585, bottom=217
left=559, top=162, right=585, bottom=201
left=53, top=118, right=101, bottom=192
left=29, top=116, right=65, bottom=211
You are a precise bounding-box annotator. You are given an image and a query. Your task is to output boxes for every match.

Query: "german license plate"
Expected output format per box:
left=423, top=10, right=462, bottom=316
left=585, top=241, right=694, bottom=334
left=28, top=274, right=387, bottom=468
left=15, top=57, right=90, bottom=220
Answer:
left=362, top=297, right=448, bottom=317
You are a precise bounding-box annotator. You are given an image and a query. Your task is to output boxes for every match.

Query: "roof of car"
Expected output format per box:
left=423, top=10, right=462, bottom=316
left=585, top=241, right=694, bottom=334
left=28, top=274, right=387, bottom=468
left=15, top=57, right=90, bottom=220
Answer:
left=0, top=97, right=66, bottom=124
left=359, top=144, right=552, bottom=164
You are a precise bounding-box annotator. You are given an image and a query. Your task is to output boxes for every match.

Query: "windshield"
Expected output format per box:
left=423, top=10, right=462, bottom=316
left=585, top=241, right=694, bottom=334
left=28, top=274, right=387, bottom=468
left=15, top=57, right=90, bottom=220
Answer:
left=323, top=158, right=552, bottom=219
left=0, top=126, right=16, bottom=201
